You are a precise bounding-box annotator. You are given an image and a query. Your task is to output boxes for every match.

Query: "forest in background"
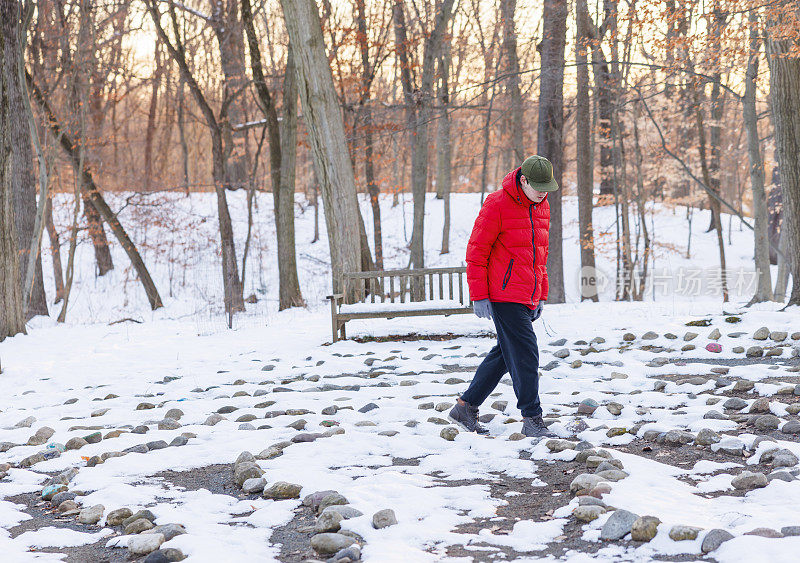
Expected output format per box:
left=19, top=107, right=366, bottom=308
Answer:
left=2, top=0, right=800, bottom=340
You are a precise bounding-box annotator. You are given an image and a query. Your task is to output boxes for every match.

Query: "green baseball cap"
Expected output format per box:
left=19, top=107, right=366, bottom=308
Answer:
left=520, top=155, right=559, bottom=192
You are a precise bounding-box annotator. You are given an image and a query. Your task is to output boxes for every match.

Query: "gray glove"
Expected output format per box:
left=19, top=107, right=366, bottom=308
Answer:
left=532, top=301, right=543, bottom=321
left=473, top=299, right=492, bottom=320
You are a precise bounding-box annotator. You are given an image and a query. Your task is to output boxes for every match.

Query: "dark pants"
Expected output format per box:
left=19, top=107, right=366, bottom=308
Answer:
left=460, top=301, right=542, bottom=418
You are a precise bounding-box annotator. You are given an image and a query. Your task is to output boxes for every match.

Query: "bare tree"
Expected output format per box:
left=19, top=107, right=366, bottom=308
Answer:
left=280, top=0, right=363, bottom=299
left=437, top=28, right=452, bottom=255
left=241, top=0, right=304, bottom=309
left=500, top=0, right=523, bottom=163
left=537, top=0, right=567, bottom=303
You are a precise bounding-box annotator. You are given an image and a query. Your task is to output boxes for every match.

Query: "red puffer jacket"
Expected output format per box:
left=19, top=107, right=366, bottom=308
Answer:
left=466, top=167, right=550, bottom=309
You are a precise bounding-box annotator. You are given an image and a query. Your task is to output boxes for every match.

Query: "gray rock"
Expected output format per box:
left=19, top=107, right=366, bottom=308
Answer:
left=596, top=469, right=629, bottom=482
left=328, top=545, right=361, bottom=563
left=701, top=529, right=735, bottom=553
left=318, top=493, right=349, bottom=514
left=733, top=379, right=755, bottom=392
left=65, top=437, right=88, bottom=450
left=631, top=516, right=661, bottom=542
left=684, top=332, right=698, bottom=341
left=128, top=533, right=164, bottom=556
left=601, top=509, right=639, bottom=540
left=440, top=427, right=459, bottom=441
left=106, top=507, right=133, bottom=526
left=731, top=471, right=768, bottom=490
left=781, top=526, right=800, bottom=536
left=704, top=410, right=727, bottom=420
left=750, top=398, right=771, bottom=413
left=242, top=477, right=267, bottom=493
left=123, top=510, right=157, bottom=527
left=169, top=436, right=189, bottom=447
left=755, top=414, right=780, bottom=431
left=570, top=473, right=606, bottom=493
left=158, top=418, right=181, bottom=430
left=746, top=346, right=764, bottom=358
left=696, top=428, right=722, bottom=446
left=546, top=439, right=576, bottom=453
left=358, top=403, right=378, bottom=413
left=14, top=416, right=36, bottom=428
left=771, top=331, right=788, bottom=341
left=132, top=425, right=149, bottom=434
left=772, top=450, right=799, bottom=467
left=664, top=430, right=694, bottom=446
left=147, top=523, right=186, bottom=541
left=165, top=408, right=184, bottom=420
left=744, top=527, right=782, bottom=538
left=753, top=327, right=770, bottom=340
left=204, top=414, right=225, bottom=426
left=311, top=533, right=356, bottom=555
left=669, top=525, right=702, bottom=541
left=768, top=471, right=795, bottom=483
left=146, top=440, right=168, bottom=451
left=491, top=400, right=508, bottom=411
left=781, top=420, right=800, bottom=435
left=554, top=349, right=570, bottom=359
left=316, top=510, right=343, bottom=533
left=263, top=481, right=302, bottom=499
left=234, top=462, right=264, bottom=488
left=723, top=397, right=748, bottom=411
left=78, top=504, right=104, bottom=525
left=51, top=492, right=77, bottom=507
left=125, top=517, right=155, bottom=534
left=372, top=508, right=398, bottom=529
left=573, top=505, right=605, bottom=522
left=708, top=328, right=721, bottom=340
left=19, top=453, right=45, bottom=468
left=322, top=505, right=363, bottom=520
left=578, top=497, right=607, bottom=508
left=304, top=490, right=338, bottom=509
left=27, top=426, right=55, bottom=446
left=577, top=398, right=599, bottom=415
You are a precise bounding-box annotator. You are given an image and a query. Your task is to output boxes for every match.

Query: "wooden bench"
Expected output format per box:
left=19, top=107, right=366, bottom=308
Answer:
left=327, top=267, right=473, bottom=342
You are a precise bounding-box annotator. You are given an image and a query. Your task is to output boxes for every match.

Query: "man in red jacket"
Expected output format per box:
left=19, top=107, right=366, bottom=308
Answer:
left=449, top=155, right=558, bottom=438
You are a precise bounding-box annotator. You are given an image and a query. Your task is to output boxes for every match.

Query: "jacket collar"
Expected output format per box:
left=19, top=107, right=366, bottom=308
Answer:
left=501, top=167, right=549, bottom=206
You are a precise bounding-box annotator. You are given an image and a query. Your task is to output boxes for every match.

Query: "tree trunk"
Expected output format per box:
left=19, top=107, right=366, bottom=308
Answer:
left=500, top=0, right=524, bottom=163
left=280, top=0, right=363, bottom=299
left=1, top=14, right=25, bottom=340
left=44, top=196, right=64, bottom=303
left=744, top=12, right=772, bottom=304
left=241, top=0, right=304, bottom=309
left=537, top=0, right=567, bottom=303
left=767, top=31, right=800, bottom=307
left=576, top=0, right=598, bottom=302
left=28, top=72, right=164, bottom=311
left=144, top=41, right=161, bottom=190
left=82, top=193, right=113, bottom=276
left=2, top=0, right=47, bottom=318
left=437, top=38, right=452, bottom=256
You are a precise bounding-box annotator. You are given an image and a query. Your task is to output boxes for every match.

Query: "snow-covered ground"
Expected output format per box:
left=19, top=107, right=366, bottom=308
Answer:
left=1, top=191, right=798, bottom=562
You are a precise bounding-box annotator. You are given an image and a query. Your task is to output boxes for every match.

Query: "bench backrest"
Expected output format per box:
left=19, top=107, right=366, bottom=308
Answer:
left=342, top=267, right=469, bottom=305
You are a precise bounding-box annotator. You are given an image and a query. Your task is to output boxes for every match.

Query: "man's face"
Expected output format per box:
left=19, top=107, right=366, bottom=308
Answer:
left=520, top=175, right=548, bottom=203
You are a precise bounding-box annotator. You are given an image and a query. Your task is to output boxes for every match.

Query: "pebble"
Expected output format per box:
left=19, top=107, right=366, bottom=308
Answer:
left=545, top=439, right=576, bottom=452
left=570, top=473, right=606, bottom=493
left=731, top=471, right=768, bottom=490
left=754, top=414, right=780, bottom=431
left=123, top=510, right=157, bottom=528
left=600, top=509, right=639, bottom=540
left=554, top=349, right=570, bottom=359
left=606, top=402, right=623, bottom=416
left=577, top=398, right=599, bottom=415
left=749, top=398, right=771, bottom=413
left=664, top=430, right=694, bottom=446
left=695, top=428, right=721, bottom=445
left=316, top=510, right=343, bottom=533
left=328, top=545, right=361, bottom=563
left=146, top=440, right=168, bottom=451
left=128, top=533, right=164, bottom=556
left=158, top=418, right=181, bottom=430
left=204, top=414, right=225, bottom=426
left=242, top=477, right=267, bottom=494
left=322, top=505, right=363, bottom=520
left=318, top=493, right=348, bottom=514
left=669, top=525, right=702, bottom=541
left=372, top=508, right=398, bottom=529
left=746, top=346, right=764, bottom=357
left=51, top=492, right=77, bottom=507
left=723, top=397, right=748, bottom=411
left=684, top=332, right=698, bottom=341
left=781, top=420, right=800, bottom=435
left=781, top=526, right=800, bottom=536
left=65, top=437, right=88, bottom=450
left=701, top=529, right=734, bottom=553
left=642, top=331, right=659, bottom=340
left=311, top=533, right=356, bottom=556
left=753, top=327, right=770, bottom=340
left=58, top=500, right=78, bottom=513
left=136, top=402, right=156, bottom=410
left=573, top=505, right=605, bottom=522
left=263, top=481, right=302, bottom=499
left=169, top=436, right=189, bottom=447
left=508, top=433, right=526, bottom=441
left=125, top=517, right=155, bottom=534
left=733, top=380, right=755, bottom=392
left=491, top=400, right=508, bottom=411
left=745, top=527, right=782, bottom=538
left=631, top=516, right=660, bottom=542
left=106, top=507, right=133, bottom=526
left=596, top=469, right=628, bottom=481
left=148, top=523, right=186, bottom=541
left=78, top=504, right=104, bottom=525
left=358, top=403, right=378, bottom=413
left=234, top=462, right=264, bottom=488
left=440, top=427, right=459, bottom=441
left=770, top=331, right=788, bottom=342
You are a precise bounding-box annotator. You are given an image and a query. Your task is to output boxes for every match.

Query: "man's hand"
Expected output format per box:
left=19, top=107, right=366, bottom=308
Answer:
left=473, top=299, right=493, bottom=320
left=533, top=301, right=544, bottom=321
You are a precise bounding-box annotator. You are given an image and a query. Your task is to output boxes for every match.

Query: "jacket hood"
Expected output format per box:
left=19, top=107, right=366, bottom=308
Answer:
left=501, top=167, right=549, bottom=205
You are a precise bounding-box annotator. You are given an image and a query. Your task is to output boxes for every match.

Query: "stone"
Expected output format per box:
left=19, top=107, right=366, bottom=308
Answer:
left=372, top=508, right=398, bottom=529
left=701, top=529, right=734, bottom=553
left=65, top=437, right=88, bottom=450
left=304, top=490, right=338, bottom=509
left=41, top=484, right=67, bottom=501
left=695, top=428, right=721, bottom=446
left=546, top=439, right=576, bottom=453
left=706, top=343, right=722, bottom=353
left=106, top=508, right=132, bottom=526
left=205, top=414, right=225, bottom=426
left=508, top=432, right=526, bottom=441
left=78, top=504, right=104, bottom=525
left=682, top=344, right=696, bottom=351
left=358, top=403, right=378, bottom=413
left=132, top=425, right=149, bottom=434
left=606, top=402, right=623, bottom=416
left=51, top=492, right=77, bottom=507
left=755, top=414, right=780, bottom=431
left=147, top=524, right=186, bottom=541
left=316, top=510, right=343, bottom=533
left=554, top=349, right=570, bottom=359
left=577, top=398, right=599, bottom=415
left=125, top=517, right=155, bottom=534
left=234, top=462, right=264, bottom=488
left=595, top=460, right=623, bottom=472
left=606, top=428, right=627, bottom=438
left=491, top=400, right=508, bottom=411
left=322, top=505, right=363, bottom=520
left=781, top=420, right=800, bottom=435
left=263, top=481, right=302, bottom=500
left=288, top=419, right=307, bottom=430
left=27, top=426, right=55, bottom=446
left=708, top=328, right=721, bottom=340
left=684, top=332, right=698, bottom=341
left=123, top=510, right=157, bottom=528
left=128, top=533, right=165, bottom=556
left=754, top=327, right=770, bottom=340
left=723, top=397, right=748, bottom=411
left=434, top=402, right=453, bottom=412
left=237, top=452, right=257, bottom=467
left=83, top=432, right=102, bottom=444
left=600, top=509, right=639, bottom=540
left=440, top=427, right=459, bottom=441
left=610, top=372, right=628, bottom=379
left=669, top=525, right=702, bottom=541
left=329, top=545, right=361, bottom=563
left=311, top=533, right=356, bottom=556
left=733, top=380, right=755, bottom=392
left=746, top=346, right=764, bottom=358
left=771, top=450, right=799, bottom=467
left=631, top=516, right=660, bottom=542
left=731, top=471, right=768, bottom=490
left=642, top=331, right=659, bottom=340
left=781, top=526, right=800, bottom=536
left=664, top=430, right=694, bottom=446
left=19, top=453, right=45, bottom=468
left=573, top=505, right=605, bottom=522
left=165, top=408, right=183, bottom=420
left=318, top=493, right=348, bottom=514
left=623, top=333, right=636, bottom=341
left=713, top=437, right=745, bottom=455
left=158, top=418, right=181, bottom=430
left=136, top=402, right=156, bottom=410
left=788, top=405, right=800, bottom=415
left=733, top=346, right=745, bottom=354
left=770, top=331, right=788, bottom=342
left=749, top=397, right=771, bottom=413
left=570, top=473, right=606, bottom=493
left=745, top=528, right=782, bottom=538
left=596, top=469, right=628, bottom=482
left=242, top=477, right=267, bottom=493
left=146, top=440, right=168, bottom=451
left=58, top=500, right=79, bottom=513
left=169, top=436, right=189, bottom=447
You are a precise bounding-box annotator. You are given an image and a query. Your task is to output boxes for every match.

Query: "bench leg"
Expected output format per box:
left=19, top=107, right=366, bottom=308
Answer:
left=340, top=322, right=346, bottom=341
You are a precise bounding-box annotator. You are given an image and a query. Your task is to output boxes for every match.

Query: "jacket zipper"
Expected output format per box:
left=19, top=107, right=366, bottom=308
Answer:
left=529, top=203, right=537, bottom=304
left=502, top=258, right=514, bottom=289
